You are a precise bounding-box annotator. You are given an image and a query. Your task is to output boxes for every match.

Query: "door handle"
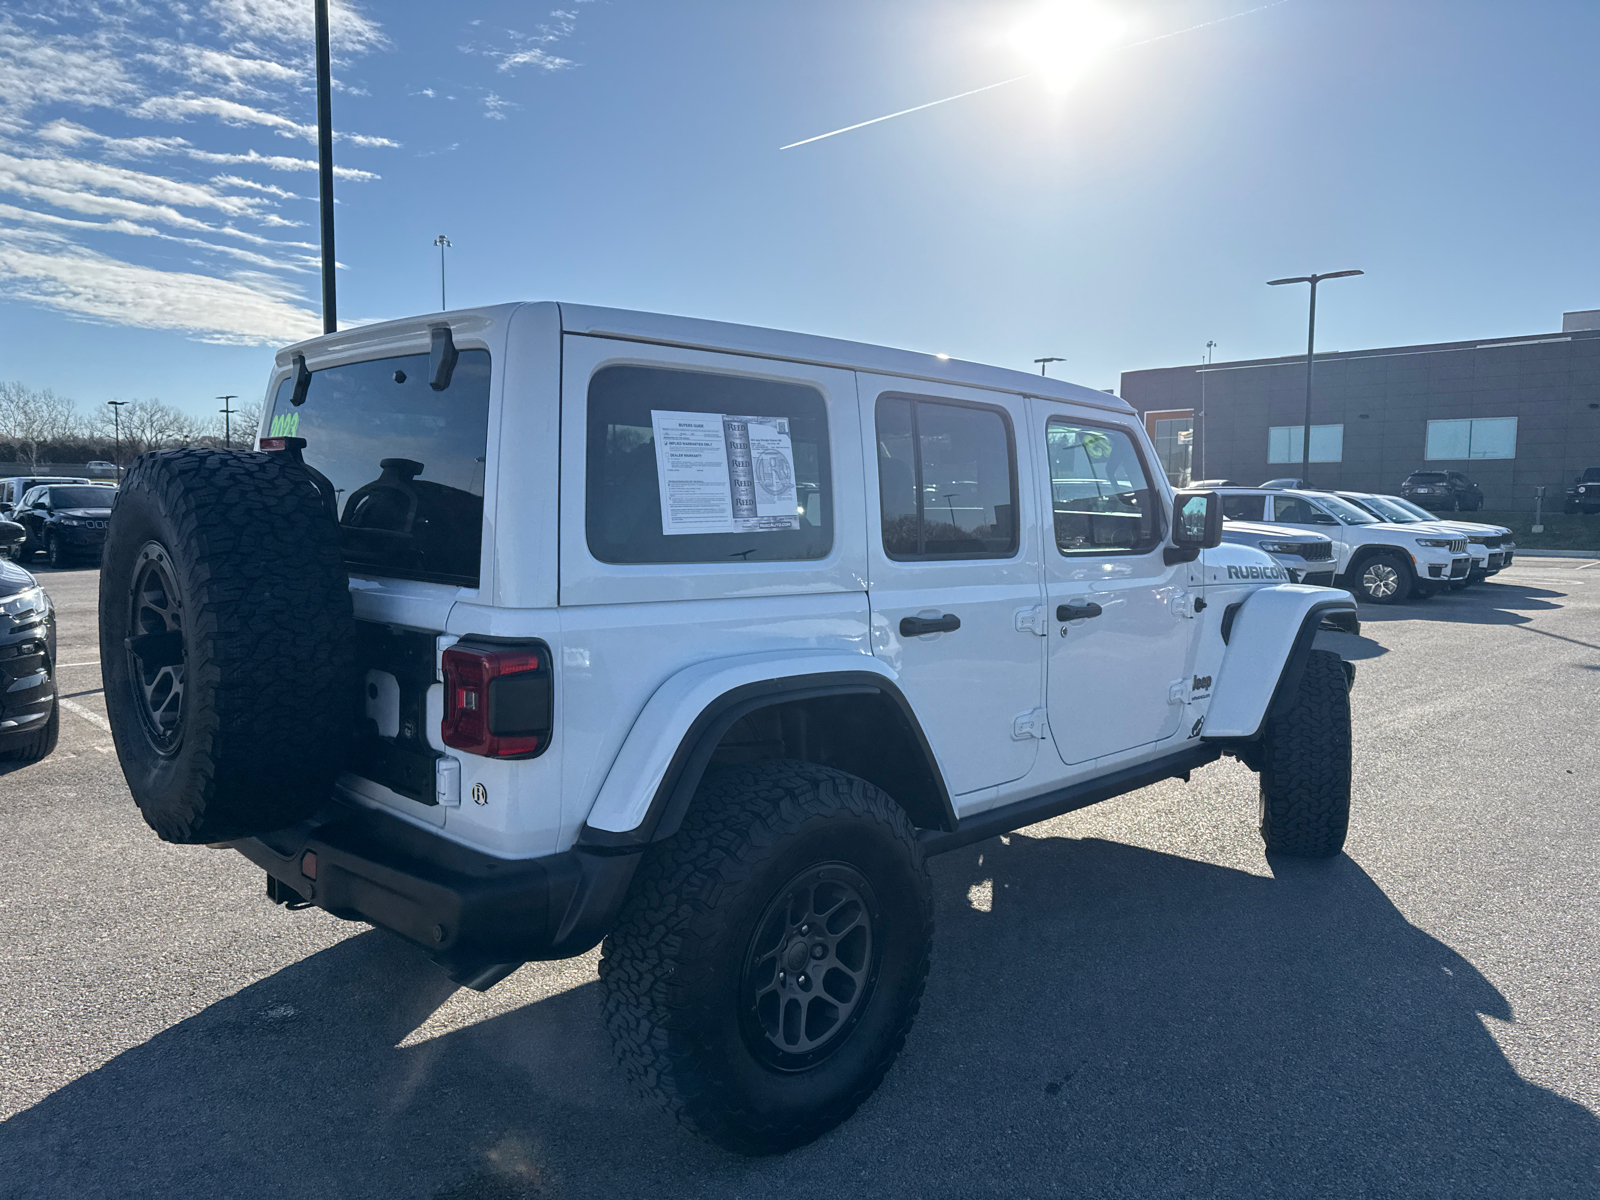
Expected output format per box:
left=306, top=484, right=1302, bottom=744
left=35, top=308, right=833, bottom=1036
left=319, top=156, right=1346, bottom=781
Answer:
left=1056, top=602, right=1103, bottom=622
left=900, top=613, right=961, bottom=637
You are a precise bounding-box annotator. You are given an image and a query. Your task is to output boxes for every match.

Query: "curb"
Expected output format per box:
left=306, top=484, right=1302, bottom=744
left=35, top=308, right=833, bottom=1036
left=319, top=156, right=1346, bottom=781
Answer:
left=1510, top=548, right=1600, bottom=559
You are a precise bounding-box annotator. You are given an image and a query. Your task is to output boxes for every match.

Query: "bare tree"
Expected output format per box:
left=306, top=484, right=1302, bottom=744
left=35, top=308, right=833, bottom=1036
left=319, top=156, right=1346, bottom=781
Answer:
left=95, top=399, right=197, bottom=457
left=0, top=382, right=82, bottom=468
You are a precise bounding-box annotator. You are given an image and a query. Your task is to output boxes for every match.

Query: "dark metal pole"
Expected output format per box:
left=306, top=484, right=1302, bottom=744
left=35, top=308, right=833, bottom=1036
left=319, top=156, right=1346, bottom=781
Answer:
left=1302, top=279, right=1318, bottom=486
left=314, top=0, right=337, bottom=333
left=217, top=395, right=237, bottom=449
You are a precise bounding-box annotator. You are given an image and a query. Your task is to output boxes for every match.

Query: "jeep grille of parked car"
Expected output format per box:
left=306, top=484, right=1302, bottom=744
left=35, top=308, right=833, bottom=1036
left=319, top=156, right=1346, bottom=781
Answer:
left=1297, top=542, right=1334, bottom=561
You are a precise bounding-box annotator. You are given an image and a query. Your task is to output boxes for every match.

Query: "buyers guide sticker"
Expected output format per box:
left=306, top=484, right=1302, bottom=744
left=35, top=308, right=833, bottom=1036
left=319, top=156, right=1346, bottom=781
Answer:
left=651, top=410, right=800, bottom=536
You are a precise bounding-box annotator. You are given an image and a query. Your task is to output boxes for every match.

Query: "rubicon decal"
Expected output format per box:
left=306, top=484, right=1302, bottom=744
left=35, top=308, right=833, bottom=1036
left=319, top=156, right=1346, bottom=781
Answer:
left=1226, top=564, right=1286, bottom=581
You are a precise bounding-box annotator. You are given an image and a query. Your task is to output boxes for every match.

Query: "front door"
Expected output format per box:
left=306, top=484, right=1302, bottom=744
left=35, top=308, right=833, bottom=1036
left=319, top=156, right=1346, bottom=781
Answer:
left=859, top=377, right=1045, bottom=804
left=1036, top=406, right=1197, bottom=765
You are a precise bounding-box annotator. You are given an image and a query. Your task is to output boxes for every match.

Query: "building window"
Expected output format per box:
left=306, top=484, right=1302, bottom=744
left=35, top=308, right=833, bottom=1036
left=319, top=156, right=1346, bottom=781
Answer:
left=1425, top=417, right=1517, bottom=460
left=1151, top=417, right=1193, bottom=487
left=1268, top=424, right=1343, bottom=464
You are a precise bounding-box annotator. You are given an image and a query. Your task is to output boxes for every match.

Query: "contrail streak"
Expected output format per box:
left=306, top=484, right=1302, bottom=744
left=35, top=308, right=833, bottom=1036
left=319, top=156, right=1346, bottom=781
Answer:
left=779, top=0, right=1294, bottom=150
left=778, top=75, right=1031, bottom=150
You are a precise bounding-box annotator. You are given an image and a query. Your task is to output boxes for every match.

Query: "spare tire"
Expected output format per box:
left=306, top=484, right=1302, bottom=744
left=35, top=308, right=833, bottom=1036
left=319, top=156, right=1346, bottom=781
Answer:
left=100, top=448, right=357, bottom=843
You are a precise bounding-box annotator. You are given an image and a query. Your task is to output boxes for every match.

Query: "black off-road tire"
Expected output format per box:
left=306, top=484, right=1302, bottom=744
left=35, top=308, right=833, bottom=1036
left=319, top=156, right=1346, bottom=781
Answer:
left=99, top=449, right=357, bottom=844
left=1258, top=649, right=1352, bottom=858
left=1349, top=551, right=1413, bottom=604
left=46, top=534, right=67, bottom=569
left=3, top=701, right=59, bottom=762
left=600, top=760, right=933, bottom=1155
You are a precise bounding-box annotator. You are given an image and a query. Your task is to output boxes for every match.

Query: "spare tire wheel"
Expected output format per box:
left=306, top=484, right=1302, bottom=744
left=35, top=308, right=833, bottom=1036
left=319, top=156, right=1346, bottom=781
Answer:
left=100, top=448, right=357, bottom=844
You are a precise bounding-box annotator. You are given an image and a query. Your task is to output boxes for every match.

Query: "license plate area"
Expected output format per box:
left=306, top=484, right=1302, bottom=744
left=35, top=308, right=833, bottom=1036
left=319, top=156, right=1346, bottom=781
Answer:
left=349, top=622, right=442, bottom=805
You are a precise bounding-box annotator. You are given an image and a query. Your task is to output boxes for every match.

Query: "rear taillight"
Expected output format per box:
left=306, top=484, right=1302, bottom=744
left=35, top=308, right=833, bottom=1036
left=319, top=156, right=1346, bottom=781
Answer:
left=441, top=641, right=552, bottom=759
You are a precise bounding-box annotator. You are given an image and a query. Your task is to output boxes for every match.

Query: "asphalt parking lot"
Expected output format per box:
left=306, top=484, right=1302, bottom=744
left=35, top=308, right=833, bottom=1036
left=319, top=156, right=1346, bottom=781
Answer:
left=2, top=560, right=1598, bottom=1199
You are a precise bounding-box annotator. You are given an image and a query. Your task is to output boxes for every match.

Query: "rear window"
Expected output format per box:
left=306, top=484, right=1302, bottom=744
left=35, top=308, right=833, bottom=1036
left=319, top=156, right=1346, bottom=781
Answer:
left=585, top=365, right=832, bottom=565
left=1583, top=467, right=1600, bottom=482
left=47, top=486, right=113, bottom=508
left=1407, top=473, right=1448, bottom=483
left=267, top=349, right=491, bottom=586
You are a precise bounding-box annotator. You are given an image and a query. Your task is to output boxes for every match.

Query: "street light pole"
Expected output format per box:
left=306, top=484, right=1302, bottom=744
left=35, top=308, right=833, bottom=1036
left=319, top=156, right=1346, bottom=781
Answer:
left=1266, top=270, right=1363, bottom=486
left=434, top=234, right=452, bottom=310
left=217, top=395, right=238, bottom=449
left=1198, top=340, right=1216, bottom=479
left=1034, top=356, right=1065, bottom=377
left=314, top=0, right=337, bottom=334
left=107, top=400, right=127, bottom=480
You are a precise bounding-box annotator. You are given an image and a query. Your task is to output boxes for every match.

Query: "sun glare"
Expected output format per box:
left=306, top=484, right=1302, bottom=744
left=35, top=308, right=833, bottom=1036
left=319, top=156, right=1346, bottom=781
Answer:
left=1006, top=1, right=1132, bottom=94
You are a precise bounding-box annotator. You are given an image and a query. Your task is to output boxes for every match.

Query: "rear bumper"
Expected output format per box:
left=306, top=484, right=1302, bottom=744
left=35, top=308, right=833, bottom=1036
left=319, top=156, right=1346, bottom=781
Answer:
left=233, top=806, right=642, bottom=979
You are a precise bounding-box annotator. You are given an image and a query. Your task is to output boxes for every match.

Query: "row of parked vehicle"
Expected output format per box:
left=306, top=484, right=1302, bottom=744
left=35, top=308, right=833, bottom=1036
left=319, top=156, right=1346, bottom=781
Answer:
left=0, top=474, right=117, bottom=568
left=1195, top=478, right=1514, bottom=604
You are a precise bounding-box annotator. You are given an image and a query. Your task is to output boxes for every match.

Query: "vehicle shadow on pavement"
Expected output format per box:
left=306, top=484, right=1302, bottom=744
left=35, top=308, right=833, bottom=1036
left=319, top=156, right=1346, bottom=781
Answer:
left=3, top=838, right=1597, bottom=1200
left=1359, top=581, right=1568, bottom=629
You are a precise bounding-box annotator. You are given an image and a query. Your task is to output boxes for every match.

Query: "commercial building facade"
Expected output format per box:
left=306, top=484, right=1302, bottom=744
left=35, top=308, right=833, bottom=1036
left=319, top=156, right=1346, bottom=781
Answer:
left=1120, top=314, right=1600, bottom=512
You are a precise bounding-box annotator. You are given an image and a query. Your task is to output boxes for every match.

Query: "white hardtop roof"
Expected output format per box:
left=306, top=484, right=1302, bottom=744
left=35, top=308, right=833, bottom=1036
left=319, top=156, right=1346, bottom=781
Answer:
left=277, top=301, right=1134, bottom=416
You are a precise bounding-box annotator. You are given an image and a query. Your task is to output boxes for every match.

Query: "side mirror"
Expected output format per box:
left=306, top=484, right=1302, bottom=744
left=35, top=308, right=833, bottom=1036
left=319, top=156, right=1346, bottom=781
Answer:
left=1165, top=490, right=1223, bottom=564
left=0, top=519, right=22, bottom=543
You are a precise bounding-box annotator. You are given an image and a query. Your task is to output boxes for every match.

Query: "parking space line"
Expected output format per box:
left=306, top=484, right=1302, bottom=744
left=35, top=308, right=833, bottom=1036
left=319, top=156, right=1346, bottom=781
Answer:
left=61, top=688, right=104, bottom=700
left=59, top=697, right=111, bottom=732
left=57, top=661, right=103, bottom=668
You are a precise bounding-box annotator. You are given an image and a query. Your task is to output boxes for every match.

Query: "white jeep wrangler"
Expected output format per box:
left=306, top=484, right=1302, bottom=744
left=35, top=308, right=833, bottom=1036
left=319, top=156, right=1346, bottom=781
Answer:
left=99, top=303, right=1357, bottom=1154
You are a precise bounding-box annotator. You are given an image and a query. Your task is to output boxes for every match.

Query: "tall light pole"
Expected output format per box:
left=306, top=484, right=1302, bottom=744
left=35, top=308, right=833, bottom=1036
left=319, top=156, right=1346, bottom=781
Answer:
left=217, top=395, right=238, bottom=449
left=1197, top=340, right=1216, bottom=479
left=314, top=0, right=337, bottom=333
left=1267, top=270, right=1363, bottom=486
left=107, top=400, right=127, bottom=480
left=434, top=234, right=452, bottom=310
left=1034, top=356, right=1065, bottom=376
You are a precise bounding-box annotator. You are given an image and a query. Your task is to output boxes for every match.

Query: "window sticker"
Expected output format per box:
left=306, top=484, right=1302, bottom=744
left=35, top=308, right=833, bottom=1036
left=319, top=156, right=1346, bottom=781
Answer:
left=651, top=410, right=800, bottom=535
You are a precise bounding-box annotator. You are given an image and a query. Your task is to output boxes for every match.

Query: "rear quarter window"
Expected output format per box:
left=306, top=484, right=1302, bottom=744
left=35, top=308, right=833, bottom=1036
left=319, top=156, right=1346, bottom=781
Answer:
left=267, top=349, right=491, bottom=586
left=585, top=365, right=832, bottom=565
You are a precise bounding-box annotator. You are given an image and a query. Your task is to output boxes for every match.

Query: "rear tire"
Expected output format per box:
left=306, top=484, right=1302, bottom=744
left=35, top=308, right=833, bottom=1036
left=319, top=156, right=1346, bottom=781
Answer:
left=1258, top=649, right=1351, bottom=858
left=99, top=449, right=357, bottom=844
left=600, top=760, right=933, bottom=1155
left=1351, top=552, right=1412, bottom=604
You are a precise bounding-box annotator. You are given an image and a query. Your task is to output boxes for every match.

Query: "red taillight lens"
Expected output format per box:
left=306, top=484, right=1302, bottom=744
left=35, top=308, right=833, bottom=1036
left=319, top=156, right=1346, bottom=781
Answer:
left=441, top=642, right=552, bottom=759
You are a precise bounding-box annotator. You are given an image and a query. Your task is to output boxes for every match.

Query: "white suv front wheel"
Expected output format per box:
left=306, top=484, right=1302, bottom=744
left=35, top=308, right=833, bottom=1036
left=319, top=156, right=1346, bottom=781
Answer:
left=1352, top=552, right=1413, bottom=604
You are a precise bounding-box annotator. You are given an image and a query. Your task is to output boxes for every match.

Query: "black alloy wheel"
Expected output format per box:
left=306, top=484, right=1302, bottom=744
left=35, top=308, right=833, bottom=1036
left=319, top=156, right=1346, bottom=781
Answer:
left=741, top=863, right=880, bottom=1070
left=126, top=542, right=186, bottom=754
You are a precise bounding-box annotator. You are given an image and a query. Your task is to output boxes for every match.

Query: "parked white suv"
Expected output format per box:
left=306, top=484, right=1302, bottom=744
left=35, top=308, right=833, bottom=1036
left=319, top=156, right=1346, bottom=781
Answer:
left=1217, top=488, right=1471, bottom=603
left=99, top=303, right=1357, bottom=1154
left=1336, top=492, right=1514, bottom=583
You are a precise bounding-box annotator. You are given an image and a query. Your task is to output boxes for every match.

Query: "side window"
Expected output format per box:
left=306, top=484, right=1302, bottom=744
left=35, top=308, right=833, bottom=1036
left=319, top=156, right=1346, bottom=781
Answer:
left=876, top=395, right=1017, bottom=560
left=586, top=365, right=832, bottom=565
left=1045, top=420, right=1160, bottom=555
left=1221, top=494, right=1265, bottom=522
left=1271, top=496, right=1315, bottom=524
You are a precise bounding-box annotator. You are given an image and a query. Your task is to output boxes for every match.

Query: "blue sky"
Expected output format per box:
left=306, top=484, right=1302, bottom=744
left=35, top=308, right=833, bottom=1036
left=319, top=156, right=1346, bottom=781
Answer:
left=2, top=0, right=1598, bottom=421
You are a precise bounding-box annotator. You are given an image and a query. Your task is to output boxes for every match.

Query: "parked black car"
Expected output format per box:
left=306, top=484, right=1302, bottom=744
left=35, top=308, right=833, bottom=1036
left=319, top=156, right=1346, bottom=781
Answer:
left=1399, top=470, right=1483, bottom=511
left=1563, top=467, right=1600, bottom=514
left=0, top=554, right=58, bottom=762
left=12, top=484, right=116, bottom=567
left=0, top=475, right=90, bottom=520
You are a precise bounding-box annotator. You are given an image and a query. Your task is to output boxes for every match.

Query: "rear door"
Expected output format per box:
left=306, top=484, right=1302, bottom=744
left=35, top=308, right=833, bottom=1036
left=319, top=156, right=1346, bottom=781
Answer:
left=1035, top=406, right=1197, bottom=765
left=859, top=377, right=1044, bottom=804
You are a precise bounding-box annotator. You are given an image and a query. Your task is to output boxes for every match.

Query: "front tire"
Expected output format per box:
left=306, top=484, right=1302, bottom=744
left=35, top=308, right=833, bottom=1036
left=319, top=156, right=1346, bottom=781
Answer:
left=600, top=760, right=933, bottom=1155
left=46, top=533, right=68, bottom=569
left=1351, top=552, right=1412, bottom=604
left=2, top=701, right=59, bottom=762
left=1258, top=649, right=1352, bottom=858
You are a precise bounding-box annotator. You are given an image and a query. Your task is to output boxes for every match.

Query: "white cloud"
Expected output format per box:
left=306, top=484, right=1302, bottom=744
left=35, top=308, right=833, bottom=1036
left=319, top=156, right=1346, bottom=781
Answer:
left=41, top=124, right=381, bottom=180
left=134, top=94, right=399, bottom=147
left=142, top=42, right=301, bottom=89
left=0, top=151, right=267, bottom=217
left=464, top=7, right=587, bottom=75
left=203, top=0, right=385, bottom=55
left=483, top=93, right=515, bottom=121
left=0, top=234, right=324, bottom=345
left=497, top=48, right=572, bottom=73
left=0, top=201, right=317, bottom=273
left=0, top=22, right=141, bottom=119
